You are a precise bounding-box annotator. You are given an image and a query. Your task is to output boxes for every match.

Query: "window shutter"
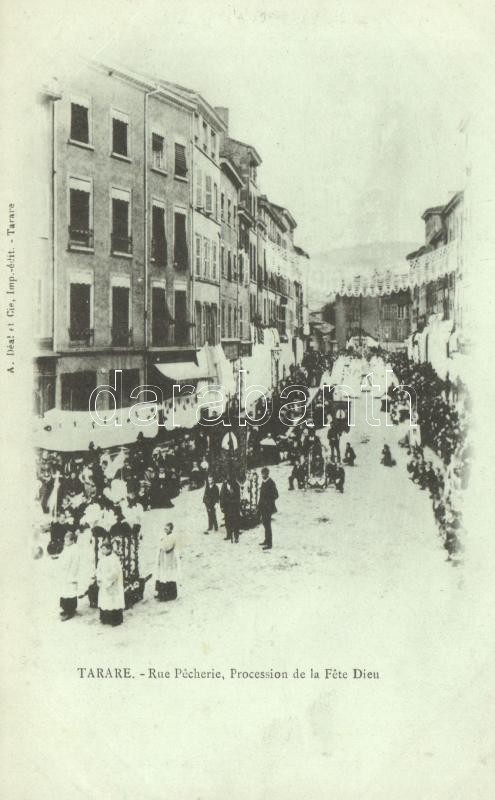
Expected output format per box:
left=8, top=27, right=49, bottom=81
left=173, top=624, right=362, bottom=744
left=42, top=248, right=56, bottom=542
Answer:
left=174, top=213, right=188, bottom=269
left=152, top=134, right=164, bottom=168
left=196, top=168, right=203, bottom=207
left=205, top=175, right=213, bottom=213
left=175, top=143, right=187, bottom=177
left=152, top=206, right=167, bottom=265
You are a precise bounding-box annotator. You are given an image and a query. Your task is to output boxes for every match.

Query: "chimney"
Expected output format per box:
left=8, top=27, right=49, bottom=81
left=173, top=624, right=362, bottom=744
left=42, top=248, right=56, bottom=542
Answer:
left=215, top=107, right=229, bottom=130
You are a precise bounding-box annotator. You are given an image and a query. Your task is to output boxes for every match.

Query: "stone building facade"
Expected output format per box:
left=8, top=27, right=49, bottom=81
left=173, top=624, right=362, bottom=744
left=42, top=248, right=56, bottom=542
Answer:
left=34, top=62, right=311, bottom=419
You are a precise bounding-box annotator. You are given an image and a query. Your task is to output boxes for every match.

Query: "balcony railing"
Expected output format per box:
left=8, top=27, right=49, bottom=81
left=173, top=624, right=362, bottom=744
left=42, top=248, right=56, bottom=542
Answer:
left=68, top=327, right=94, bottom=346
left=111, top=233, right=133, bottom=255
left=68, top=226, right=93, bottom=249
left=111, top=327, right=133, bottom=347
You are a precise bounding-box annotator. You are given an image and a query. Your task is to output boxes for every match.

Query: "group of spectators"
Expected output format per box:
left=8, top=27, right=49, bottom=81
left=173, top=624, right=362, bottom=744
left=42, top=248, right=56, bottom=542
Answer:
left=385, top=351, right=470, bottom=562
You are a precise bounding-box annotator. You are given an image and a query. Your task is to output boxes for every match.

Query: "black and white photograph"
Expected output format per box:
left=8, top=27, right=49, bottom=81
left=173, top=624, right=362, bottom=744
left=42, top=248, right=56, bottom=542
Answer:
left=1, top=1, right=495, bottom=797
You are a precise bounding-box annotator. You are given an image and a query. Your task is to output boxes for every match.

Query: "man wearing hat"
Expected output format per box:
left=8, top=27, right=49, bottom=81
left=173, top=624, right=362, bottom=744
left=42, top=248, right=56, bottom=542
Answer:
left=258, top=467, right=279, bottom=551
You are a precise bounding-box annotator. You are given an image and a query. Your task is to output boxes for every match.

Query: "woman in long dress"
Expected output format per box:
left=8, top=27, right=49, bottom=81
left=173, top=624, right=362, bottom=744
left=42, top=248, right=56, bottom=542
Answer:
left=155, top=523, right=179, bottom=601
left=95, top=540, right=125, bottom=626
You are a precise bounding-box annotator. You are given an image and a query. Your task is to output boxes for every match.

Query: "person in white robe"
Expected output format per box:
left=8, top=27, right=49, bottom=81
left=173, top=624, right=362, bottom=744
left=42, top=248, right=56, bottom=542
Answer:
left=96, top=540, right=125, bottom=626
left=155, top=523, right=179, bottom=602
left=59, top=531, right=80, bottom=621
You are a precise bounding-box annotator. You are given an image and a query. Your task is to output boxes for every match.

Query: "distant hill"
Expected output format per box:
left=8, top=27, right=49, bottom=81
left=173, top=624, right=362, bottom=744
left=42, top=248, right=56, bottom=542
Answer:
left=307, top=241, right=419, bottom=310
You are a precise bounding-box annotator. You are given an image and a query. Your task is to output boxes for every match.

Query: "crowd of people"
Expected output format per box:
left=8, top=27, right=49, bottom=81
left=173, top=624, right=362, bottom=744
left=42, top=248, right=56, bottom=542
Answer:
left=385, top=351, right=470, bottom=562
left=35, top=343, right=473, bottom=628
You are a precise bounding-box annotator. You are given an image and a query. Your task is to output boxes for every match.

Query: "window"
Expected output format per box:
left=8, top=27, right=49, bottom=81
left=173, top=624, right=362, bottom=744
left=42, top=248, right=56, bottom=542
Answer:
left=112, top=110, right=129, bottom=158
left=174, top=143, right=187, bottom=178
left=152, top=133, right=165, bottom=170
left=214, top=183, right=218, bottom=219
left=234, top=307, right=238, bottom=338
left=68, top=177, right=93, bottom=248
left=221, top=245, right=225, bottom=278
left=174, top=290, right=188, bottom=345
left=69, top=281, right=92, bottom=344
left=109, top=368, right=140, bottom=409
left=111, top=285, right=130, bottom=346
left=211, top=130, right=216, bottom=160
left=211, top=242, right=217, bottom=280
left=227, top=198, right=232, bottom=225
left=195, top=234, right=202, bottom=277
left=228, top=305, right=232, bottom=338
left=70, top=98, right=90, bottom=144
left=151, top=204, right=167, bottom=266
left=221, top=193, right=225, bottom=221
left=205, top=175, right=213, bottom=213
left=233, top=205, right=237, bottom=228
left=111, top=188, right=132, bottom=254
left=202, top=121, right=208, bottom=152
left=174, top=212, right=188, bottom=269
left=233, top=254, right=237, bottom=281
left=61, top=371, right=97, bottom=411
left=221, top=302, right=225, bottom=337
left=152, top=286, right=169, bottom=346
left=203, top=238, right=210, bottom=279
left=227, top=250, right=232, bottom=282
left=397, top=305, right=407, bottom=319
left=239, top=306, right=244, bottom=340
left=239, top=253, right=244, bottom=284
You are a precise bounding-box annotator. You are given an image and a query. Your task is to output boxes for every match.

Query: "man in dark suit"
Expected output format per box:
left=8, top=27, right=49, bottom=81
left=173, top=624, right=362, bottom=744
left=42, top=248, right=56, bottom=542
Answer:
left=220, top=478, right=241, bottom=543
left=203, top=475, right=220, bottom=533
left=258, top=467, right=279, bottom=551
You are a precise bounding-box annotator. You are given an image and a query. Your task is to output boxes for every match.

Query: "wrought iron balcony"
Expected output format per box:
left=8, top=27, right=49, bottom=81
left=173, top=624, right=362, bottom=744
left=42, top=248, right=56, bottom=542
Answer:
left=111, top=327, right=133, bottom=347
left=111, top=233, right=133, bottom=255
left=68, top=226, right=93, bottom=249
left=68, top=327, right=94, bottom=346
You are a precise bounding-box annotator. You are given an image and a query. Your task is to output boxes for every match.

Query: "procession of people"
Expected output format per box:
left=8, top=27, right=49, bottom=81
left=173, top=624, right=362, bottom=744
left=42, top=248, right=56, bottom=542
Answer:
left=35, top=345, right=470, bottom=628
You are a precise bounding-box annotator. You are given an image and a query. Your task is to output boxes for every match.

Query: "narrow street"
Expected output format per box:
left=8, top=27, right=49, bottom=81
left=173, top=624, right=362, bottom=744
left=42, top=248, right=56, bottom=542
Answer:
left=26, top=363, right=477, bottom=800
left=32, top=364, right=459, bottom=661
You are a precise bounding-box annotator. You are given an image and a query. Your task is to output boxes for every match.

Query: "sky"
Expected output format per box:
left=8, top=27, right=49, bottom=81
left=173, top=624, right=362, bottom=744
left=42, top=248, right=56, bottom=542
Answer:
left=6, top=0, right=495, bottom=257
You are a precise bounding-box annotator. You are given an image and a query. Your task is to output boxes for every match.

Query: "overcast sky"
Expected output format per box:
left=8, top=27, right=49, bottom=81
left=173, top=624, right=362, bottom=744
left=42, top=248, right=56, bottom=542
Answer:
left=9, top=0, right=495, bottom=257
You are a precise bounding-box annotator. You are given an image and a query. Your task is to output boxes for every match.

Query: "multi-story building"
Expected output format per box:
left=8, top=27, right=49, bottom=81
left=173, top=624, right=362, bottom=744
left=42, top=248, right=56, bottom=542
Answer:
left=407, top=191, right=464, bottom=331
left=328, top=289, right=411, bottom=351
left=34, top=61, right=199, bottom=415
left=406, top=191, right=464, bottom=372
left=258, top=196, right=301, bottom=341
left=34, top=63, right=311, bottom=421
left=218, top=153, right=247, bottom=363
left=216, top=124, right=262, bottom=329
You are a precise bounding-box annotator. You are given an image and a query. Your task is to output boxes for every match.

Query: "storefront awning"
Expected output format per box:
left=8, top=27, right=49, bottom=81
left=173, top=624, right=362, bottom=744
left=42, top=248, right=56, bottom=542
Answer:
left=154, top=351, right=211, bottom=382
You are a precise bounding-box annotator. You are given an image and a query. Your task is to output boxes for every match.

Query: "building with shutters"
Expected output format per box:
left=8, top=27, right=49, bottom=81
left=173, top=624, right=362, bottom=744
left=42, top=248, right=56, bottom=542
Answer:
left=218, top=152, right=248, bottom=364
left=406, top=192, right=464, bottom=332
left=34, top=61, right=197, bottom=415
left=34, top=61, right=311, bottom=421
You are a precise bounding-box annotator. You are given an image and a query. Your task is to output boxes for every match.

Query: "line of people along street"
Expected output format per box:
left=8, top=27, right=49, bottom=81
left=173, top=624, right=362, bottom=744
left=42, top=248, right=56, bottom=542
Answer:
left=39, top=346, right=469, bottom=627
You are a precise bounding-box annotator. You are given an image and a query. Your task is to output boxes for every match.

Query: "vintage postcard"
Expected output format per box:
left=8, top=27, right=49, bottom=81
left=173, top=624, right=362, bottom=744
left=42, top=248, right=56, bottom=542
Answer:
left=1, top=1, right=495, bottom=797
